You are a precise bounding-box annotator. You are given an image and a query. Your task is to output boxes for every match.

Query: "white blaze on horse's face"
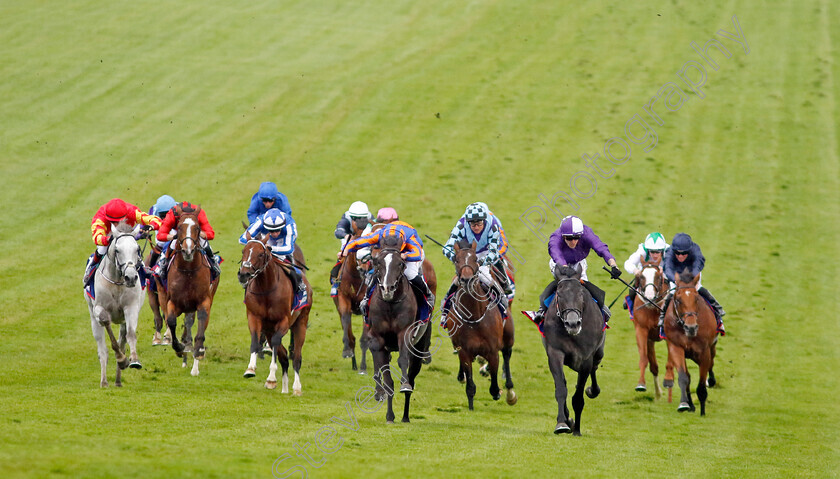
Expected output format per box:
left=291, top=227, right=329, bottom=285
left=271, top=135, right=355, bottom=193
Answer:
left=182, top=217, right=197, bottom=258
left=381, top=253, right=394, bottom=301
left=642, top=267, right=657, bottom=300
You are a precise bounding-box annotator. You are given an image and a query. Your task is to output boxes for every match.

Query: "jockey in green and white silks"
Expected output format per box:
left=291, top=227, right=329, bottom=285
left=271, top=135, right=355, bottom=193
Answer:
left=622, top=232, right=669, bottom=314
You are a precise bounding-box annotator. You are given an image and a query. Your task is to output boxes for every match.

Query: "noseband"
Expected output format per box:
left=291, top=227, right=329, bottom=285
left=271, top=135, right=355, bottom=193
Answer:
left=240, top=240, right=272, bottom=291
left=103, top=233, right=139, bottom=286
left=672, top=286, right=699, bottom=329
left=554, top=277, right=583, bottom=322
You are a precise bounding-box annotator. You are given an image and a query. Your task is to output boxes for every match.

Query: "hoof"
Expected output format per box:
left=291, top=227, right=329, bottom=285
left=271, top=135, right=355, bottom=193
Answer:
left=262, top=343, right=272, bottom=354
left=243, top=369, right=256, bottom=378
left=479, top=364, right=489, bottom=378
left=386, top=420, right=394, bottom=424
left=554, top=423, right=571, bottom=434
left=129, top=361, right=142, bottom=370
left=400, top=383, right=413, bottom=393
left=183, top=344, right=193, bottom=354
left=585, top=386, right=600, bottom=399
left=663, top=379, right=674, bottom=389
left=491, top=393, right=501, bottom=401
left=115, top=381, right=122, bottom=388
left=401, top=417, right=410, bottom=423
left=422, top=357, right=431, bottom=365
left=193, top=347, right=205, bottom=361
left=635, top=384, right=647, bottom=392
left=458, top=377, right=466, bottom=384
left=358, top=370, right=367, bottom=375
left=190, top=368, right=199, bottom=377
left=677, top=402, right=691, bottom=412
left=265, top=380, right=277, bottom=390
left=506, top=389, right=518, bottom=405
left=342, top=348, right=354, bottom=359
left=293, top=389, right=303, bottom=397
left=152, top=332, right=162, bottom=346
left=117, top=358, right=129, bottom=370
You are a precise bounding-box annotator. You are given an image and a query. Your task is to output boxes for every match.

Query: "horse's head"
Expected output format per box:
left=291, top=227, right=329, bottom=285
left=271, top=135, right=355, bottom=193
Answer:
left=673, top=269, right=702, bottom=337
left=373, top=234, right=405, bottom=302
left=453, top=240, right=479, bottom=287
left=553, top=265, right=585, bottom=335
left=238, top=236, right=270, bottom=288
left=175, top=205, right=201, bottom=261
left=110, top=229, right=142, bottom=288
left=638, top=260, right=665, bottom=301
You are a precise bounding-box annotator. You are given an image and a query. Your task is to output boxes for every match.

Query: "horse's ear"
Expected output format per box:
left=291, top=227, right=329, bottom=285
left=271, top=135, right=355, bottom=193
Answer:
left=471, top=241, right=477, bottom=251
left=245, top=230, right=252, bottom=241
left=453, top=242, right=460, bottom=252
left=259, top=233, right=268, bottom=244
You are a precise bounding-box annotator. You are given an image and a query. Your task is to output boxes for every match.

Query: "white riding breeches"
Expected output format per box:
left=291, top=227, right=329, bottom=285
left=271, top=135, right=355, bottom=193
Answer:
left=549, top=258, right=588, bottom=281
left=404, top=250, right=425, bottom=280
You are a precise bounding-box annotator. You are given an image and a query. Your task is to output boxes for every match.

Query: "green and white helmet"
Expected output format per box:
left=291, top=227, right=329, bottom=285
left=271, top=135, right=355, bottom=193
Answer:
left=644, top=232, right=667, bottom=252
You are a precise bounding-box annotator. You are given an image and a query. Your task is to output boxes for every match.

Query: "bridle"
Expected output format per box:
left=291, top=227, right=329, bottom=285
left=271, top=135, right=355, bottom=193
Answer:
left=453, top=249, right=494, bottom=323
left=375, top=247, right=406, bottom=303
left=554, top=277, right=583, bottom=323
left=672, top=285, right=699, bottom=329
left=636, top=265, right=667, bottom=306
left=240, top=239, right=273, bottom=294
left=102, top=233, right=139, bottom=286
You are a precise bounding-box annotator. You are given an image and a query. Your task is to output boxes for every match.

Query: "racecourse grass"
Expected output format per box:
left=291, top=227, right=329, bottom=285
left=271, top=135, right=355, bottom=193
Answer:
left=0, top=1, right=838, bottom=478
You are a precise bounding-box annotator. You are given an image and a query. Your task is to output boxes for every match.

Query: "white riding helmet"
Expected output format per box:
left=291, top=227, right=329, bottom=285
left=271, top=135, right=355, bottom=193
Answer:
left=348, top=201, right=370, bottom=218
left=644, top=232, right=667, bottom=252
left=263, top=209, right=287, bottom=232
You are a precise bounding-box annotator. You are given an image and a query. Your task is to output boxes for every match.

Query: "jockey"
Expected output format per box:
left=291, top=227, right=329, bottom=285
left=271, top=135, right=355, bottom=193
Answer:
left=144, top=195, right=178, bottom=272
left=156, top=201, right=221, bottom=277
left=622, top=232, right=669, bottom=312
left=659, top=233, right=725, bottom=334
left=246, top=181, right=293, bottom=224
left=84, top=198, right=163, bottom=286
left=440, top=202, right=513, bottom=318
left=533, top=215, right=621, bottom=323
left=342, top=213, right=435, bottom=313
left=330, top=201, right=373, bottom=286
left=239, top=208, right=307, bottom=302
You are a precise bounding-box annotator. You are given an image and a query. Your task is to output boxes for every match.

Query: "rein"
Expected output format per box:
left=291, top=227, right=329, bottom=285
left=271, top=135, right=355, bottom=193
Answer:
left=102, top=233, right=139, bottom=286
left=454, top=251, right=494, bottom=323
left=672, top=286, right=699, bottom=328
left=554, top=277, right=583, bottom=322
left=242, top=239, right=276, bottom=295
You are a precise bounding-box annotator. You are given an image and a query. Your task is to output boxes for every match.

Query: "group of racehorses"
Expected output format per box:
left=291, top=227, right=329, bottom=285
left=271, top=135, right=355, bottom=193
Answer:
left=85, top=211, right=722, bottom=434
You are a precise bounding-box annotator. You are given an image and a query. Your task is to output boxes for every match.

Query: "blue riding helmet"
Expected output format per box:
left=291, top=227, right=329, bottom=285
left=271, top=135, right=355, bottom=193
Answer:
left=263, top=208, right=287, bottom=231
left=152, top=195, right=177, bottom=218
left=258, top=182, right=279, bottom=201
left=671, top=233, right=693, bottom=252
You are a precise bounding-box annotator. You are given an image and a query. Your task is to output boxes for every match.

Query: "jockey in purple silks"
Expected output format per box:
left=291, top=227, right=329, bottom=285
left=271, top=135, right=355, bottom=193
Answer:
left=532, top=215, right=622, bottom=324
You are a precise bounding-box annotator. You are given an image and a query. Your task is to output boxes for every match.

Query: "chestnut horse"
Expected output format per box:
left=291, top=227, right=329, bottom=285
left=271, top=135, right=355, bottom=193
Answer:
left=145, top=248, right=195, bottom=348
left=333, top=232, right=371, bottom=373
left=367, top=234, right=433, bottom=423
left=543, top=266, right=605, bottom=435
left=238, top=237, right=311, bottom=394
left=445, top=241, right=516, bottom=410
left=631, top=259, right=667, bottom=397
left=663, top=270, right=718, bottom=415
left=164, top=204, right=219, bottom=376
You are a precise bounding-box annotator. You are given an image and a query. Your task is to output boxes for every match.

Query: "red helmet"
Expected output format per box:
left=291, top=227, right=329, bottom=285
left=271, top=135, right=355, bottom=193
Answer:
left=104, top=199, right=129, bottom=222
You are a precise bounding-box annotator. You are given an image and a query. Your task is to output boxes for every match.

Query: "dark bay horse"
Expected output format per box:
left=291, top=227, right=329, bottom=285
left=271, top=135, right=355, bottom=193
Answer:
left=333, top=232, right=371, bottom=373
left=663, top=271, right=718, bottom=415
left=631, top=259, right=667, bottom=397
left=367, top=234, right=432, bottom=423
left=164, top=205, right=219, bottom=376
left=445, top=241, right=516, bottom=410
left=239, top=236, right=311, bottom=394
left=543, top=266, right=605, bottom=435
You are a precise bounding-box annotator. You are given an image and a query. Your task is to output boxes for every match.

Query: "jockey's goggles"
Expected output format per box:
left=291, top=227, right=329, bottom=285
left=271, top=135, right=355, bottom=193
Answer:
left=563, top=234, right=582, bottom=240
left=261, top=197, right=275, bottom=203
left=674, top=250, right=689, bottom=255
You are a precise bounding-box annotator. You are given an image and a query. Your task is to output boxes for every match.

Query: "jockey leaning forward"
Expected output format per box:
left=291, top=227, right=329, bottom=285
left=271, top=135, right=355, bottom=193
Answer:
left=240, top=208, right=308, bottom=303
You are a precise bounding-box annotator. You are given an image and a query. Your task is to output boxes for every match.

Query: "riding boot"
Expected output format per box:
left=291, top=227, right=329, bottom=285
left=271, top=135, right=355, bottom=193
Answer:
left=329, top=261, right=341, bottom=284
left=440, top=282, right=458, bottom=319
left=83, top=250, right=105, bottom=286
left=534, top=280, right=558, bottom=324
left=359, top=270, right=375, bottom=315
left=624, top=288, right=637, bottom=309
left=658, top=293, right=673, bottom=337
left=409, top=275, right=435, bottom=310
left=288, top=266, right=308, bottom=303
left=204, top=245, right=221, bottom=277
left=698, top=287, right=726, bottom=317
left=494, top=260, right=514, bottom=296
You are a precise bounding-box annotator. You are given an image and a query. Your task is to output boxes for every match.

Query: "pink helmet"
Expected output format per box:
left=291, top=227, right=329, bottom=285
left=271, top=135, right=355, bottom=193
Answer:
left=376, top=207, right=398, bottom=222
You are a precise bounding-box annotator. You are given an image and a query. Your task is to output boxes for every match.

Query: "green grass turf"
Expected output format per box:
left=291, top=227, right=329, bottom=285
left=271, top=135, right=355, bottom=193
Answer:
left=0, top=1, right=838, bottom=477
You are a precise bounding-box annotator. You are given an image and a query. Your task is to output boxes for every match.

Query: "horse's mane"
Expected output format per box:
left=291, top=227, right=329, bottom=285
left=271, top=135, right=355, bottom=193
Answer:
left=678, top=268, right=695, bottom=284
left=112, top=222, right=135, bottom=235
left=381, top=234, right=402, bottom=250
left=457, top=239, right=471, bottom=250
left=555, top=265, right=580, bottom=280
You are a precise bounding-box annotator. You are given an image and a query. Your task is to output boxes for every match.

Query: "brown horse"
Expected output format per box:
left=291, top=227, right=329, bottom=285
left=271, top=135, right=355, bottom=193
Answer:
left=445, top=241, right=516, bottom=410
left=164, top=205, right=219, bottom=376
left=631, top=259, right=667, bottom=397
left=662, top=270, right=718, bottom=415
left=145, top=245, right=199, bottom=351
left=333, top=232, right=371, bottom=373
left=238, top=236, right=311, bottom=394
left=367, top=234, right=433, bottom=423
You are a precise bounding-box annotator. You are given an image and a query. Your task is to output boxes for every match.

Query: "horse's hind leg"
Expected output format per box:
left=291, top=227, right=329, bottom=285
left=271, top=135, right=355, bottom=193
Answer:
left=244, top=313, right=261, bottom=378
left=90, top=314, right=110, bottom=388
left=358, top=324, right=370, bottom=375
left=635, top=325, right=649, bottom=392
left=502, top=345, right=517, bottom=405
left=166, top=303, right=185, bottom=357
left=586, top=345, right=603, bottom=399
left=270, top=328, right=290, bottom=393
left=102, top=315, right=128, bottom=370
left=291, top=316, right=308, bottom=396
left=487, top=351, right=501, bottom=401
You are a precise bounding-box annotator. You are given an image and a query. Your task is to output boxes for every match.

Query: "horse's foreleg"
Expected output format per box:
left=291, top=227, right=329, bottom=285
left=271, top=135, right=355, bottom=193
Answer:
left=648, top=339, right=662, bottom=399
left=194, top=301, right=211, bottom=361
left=586, top=344, right=603, bottom=399
left=669, top=344, right=691, bottom=412
left=338, top=301, right=356, bottom=361
left=396, top=330, right=414, bottom=393
left=182, top=312, right=195, bottom=351
left=265, top=348, right=278, bottom=390
left=270, top=326, right=290, bottom=393
left=635, top=325, right=649, bottom=391
left=166, top=303, right=184, bottom=357
left=358, top=325, right=370, bottom=375
left=103, top=319, right=128, bottom=370
left=545, top=345, right=570, bottom=434
left=572, top=363, right=592, bottom=436
left=458, top=350, right=476, bottom=411
left=90, top=314, right=109, bottom=388
left=663, top=341, right=675, bottom=401
left=697, top=348, right=712, bottom=416
left=244, top=314, right=261, bottom=378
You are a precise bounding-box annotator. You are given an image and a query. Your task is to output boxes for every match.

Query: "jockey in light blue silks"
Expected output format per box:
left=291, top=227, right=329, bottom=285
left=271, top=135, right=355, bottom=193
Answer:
left=440, top=202, right=514, bottom=320
left=246, top=182, right=293, bottom=224
left=239, top=208, right=307, bottom=303
left=146, top=195, right=178, bottom=272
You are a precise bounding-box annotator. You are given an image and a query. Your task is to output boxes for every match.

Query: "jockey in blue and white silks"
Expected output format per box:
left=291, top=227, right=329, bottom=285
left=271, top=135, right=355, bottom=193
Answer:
left=658, top=233, right=725, bottom=334
left=443, top=202, right=514, bottom=297
left=240, top=209, right=307, bottom=301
